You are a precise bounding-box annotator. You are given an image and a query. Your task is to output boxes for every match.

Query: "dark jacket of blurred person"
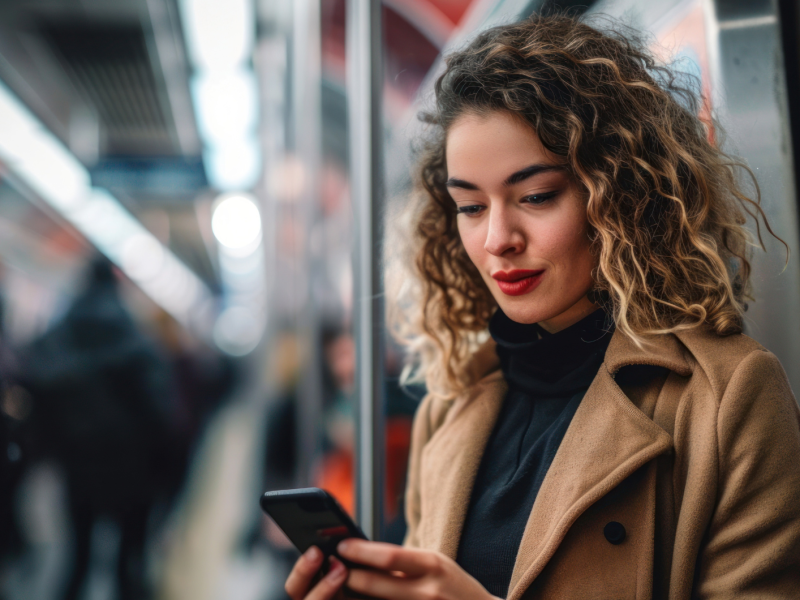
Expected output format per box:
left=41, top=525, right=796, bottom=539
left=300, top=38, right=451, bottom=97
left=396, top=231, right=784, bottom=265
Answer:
left=0, top=379, right=27, bottom=559
left=1, top=392, right=29, bottom=558
left=0, top=283, right=29, bottom=560
left=22, top=258, right=173, bottom=600
left=24, top=259, right=173, bottom=509
left=153, top=309, right=236, bottom=499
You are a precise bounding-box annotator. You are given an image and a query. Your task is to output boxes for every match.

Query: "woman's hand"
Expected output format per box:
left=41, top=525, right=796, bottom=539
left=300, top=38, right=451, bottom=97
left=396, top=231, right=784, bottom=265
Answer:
left=285, top=546, right=346, bottom=600
left=338, top=539, right=500, bottom=600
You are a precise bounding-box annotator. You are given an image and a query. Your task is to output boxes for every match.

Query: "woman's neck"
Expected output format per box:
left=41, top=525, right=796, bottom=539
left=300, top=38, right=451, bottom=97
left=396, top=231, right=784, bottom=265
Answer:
left=538, top=295, right=600, bottom=334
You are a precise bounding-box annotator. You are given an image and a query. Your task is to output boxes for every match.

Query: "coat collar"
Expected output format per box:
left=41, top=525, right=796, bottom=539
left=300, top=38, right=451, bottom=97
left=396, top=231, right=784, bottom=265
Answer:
left=465, top=317, right=694, bottom=383
left=416, top=326, right=692, bottom=596
left=602, top=324, right=692, bottom=379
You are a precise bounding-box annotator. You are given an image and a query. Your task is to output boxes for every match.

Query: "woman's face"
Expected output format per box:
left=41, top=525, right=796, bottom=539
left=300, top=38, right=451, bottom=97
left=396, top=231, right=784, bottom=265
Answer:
left=446, top=110, right=597, bottom=332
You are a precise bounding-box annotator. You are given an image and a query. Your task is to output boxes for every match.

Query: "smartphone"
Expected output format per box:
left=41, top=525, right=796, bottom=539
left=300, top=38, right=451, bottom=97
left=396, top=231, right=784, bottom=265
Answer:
left=260, top=487, right=368, bottom=560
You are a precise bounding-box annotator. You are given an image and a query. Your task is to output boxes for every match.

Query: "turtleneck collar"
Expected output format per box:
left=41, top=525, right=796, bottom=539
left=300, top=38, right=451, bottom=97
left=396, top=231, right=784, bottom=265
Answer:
left=489, top=307, right=614, bottom=396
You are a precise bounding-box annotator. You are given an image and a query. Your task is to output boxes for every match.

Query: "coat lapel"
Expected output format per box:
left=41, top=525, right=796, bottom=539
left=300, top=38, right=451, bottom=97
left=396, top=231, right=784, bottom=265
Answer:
left=417, top=369, right=507, bottom=558
left=506, top=329, right=691, bottom=599
left=417, top=326, right=692, bottom=596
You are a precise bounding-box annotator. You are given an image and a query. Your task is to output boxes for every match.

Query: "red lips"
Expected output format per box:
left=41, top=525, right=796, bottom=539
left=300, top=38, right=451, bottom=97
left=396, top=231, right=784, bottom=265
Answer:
left=491, top=269, right=545, bottom=296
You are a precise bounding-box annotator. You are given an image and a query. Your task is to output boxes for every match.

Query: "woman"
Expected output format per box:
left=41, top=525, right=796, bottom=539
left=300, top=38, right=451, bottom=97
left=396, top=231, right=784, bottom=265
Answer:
left=286, top=14, right=800, bottom=599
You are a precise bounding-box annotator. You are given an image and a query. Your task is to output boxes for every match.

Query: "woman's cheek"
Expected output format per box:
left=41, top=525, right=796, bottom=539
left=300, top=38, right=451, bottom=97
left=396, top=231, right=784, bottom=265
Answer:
left=555, top=232, right=595, bottom=290
left=540, top=217, right=589, bottom=264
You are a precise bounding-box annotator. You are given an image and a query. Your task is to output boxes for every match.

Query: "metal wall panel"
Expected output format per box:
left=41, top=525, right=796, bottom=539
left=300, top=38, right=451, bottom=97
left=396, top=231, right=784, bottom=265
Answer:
left=708, top=0, right=800, bottom=395
left=592, top=0, right=800, bottom=395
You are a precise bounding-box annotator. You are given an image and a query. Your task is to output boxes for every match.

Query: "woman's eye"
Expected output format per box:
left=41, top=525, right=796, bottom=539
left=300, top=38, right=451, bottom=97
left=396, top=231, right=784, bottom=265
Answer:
left=521, top=191, right=559, bottom=205
left=456, top=205, right=484, bottom=216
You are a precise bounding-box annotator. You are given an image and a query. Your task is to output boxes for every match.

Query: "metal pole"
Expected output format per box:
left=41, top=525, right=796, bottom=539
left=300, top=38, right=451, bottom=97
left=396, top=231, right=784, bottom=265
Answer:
left=347, top=0, right=385, bottom=540
left=292, top=0, right=323, bottom=487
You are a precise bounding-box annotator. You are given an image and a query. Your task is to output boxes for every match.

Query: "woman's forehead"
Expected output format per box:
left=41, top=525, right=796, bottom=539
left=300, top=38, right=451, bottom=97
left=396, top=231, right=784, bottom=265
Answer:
left=445, top=112, right=561, bottom=181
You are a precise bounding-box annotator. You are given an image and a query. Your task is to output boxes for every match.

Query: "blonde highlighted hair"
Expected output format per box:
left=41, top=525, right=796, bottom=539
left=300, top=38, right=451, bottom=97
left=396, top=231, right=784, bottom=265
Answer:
left=387, top=13, right=784, bottom=400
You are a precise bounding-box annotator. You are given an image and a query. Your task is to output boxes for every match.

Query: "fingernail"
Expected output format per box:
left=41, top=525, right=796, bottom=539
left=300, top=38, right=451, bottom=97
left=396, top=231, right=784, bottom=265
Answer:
left=327, top=560, right=346, bottom=581
left=305, top=546, right=321, bottom=563
left=337, top=540, right=350, bottom=554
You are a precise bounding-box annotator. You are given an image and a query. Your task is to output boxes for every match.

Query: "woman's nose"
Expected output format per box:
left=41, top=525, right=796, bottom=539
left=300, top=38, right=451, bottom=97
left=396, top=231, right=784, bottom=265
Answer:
left=484, top=206, right=524, bottom=256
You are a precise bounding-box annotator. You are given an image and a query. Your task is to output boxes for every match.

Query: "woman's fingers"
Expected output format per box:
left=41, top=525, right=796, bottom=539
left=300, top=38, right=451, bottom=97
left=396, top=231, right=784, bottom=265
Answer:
left=285, top=547, right=347, bottom=600
left=337, top=539, right=442, bottom=578
left=337, top=542, right=496, bottom=600
left=285, top=548, right=348, bottom=600
left=307, top=558, right=348, bottom=600
left=284, top=546, right=347, bottom=600
left=285, top=546, right=324, bottom=599
left=346, top=567, right=420, bottom=600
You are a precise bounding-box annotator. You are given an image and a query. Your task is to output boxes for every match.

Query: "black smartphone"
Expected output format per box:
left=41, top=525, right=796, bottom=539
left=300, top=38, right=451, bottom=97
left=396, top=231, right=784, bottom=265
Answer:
left=260, top=487, right=368, bottom=560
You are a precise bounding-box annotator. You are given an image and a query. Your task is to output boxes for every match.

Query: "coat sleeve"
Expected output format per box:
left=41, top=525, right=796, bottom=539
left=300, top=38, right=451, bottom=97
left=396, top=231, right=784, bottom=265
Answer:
left=403, top=392, right=449, bottom=549
left=696, top=349, right=800, bottom=598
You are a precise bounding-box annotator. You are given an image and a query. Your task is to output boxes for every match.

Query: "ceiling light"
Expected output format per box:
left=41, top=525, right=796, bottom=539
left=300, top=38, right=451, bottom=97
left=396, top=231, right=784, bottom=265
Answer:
left=211, top=192, right=262, bottom=251
left=192, top=69, right=258, bottom=145
left=204, top=139, right=262, bottom=192
left=179, top=0, right=254, bottom=72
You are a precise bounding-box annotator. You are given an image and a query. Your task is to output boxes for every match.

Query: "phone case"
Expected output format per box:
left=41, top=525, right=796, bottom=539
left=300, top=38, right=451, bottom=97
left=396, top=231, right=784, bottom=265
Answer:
left=261, top=488, right=374, bottom=599
left=260, top=487, right=368, bottom=557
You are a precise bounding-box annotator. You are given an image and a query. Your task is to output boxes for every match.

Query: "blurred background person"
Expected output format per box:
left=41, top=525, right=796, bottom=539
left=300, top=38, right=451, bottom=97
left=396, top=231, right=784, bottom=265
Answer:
left=312, top=326, right=417, bottom=543
left=312, top=326, right=357, bottom=516
left=250, top=330, right=302, bottom=600
left=0, top=384, right=27, bottom=574
left=21, top=258, right=174, bottom=600
left=0, top=264, right=28, bottom=595
left=152, top=309, right=236, bottom=508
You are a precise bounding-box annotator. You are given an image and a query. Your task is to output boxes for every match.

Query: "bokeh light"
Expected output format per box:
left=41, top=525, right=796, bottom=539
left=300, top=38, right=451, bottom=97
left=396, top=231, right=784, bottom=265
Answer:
left=211, top=193, right=262, bottom=252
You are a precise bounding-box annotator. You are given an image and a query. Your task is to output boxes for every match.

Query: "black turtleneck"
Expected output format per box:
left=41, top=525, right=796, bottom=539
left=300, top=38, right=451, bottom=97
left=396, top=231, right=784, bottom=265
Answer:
left=455, top=308, right=613, bottom=598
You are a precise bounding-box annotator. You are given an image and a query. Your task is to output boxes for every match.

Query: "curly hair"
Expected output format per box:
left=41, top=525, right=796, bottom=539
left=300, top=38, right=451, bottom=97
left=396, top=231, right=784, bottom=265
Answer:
left=387, top=13, right=785, bottom=399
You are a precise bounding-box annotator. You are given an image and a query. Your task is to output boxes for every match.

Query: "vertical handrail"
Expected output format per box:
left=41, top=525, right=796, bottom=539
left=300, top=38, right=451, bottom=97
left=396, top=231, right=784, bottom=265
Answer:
left=347, top=0, right=385, bottom=541
left=292, top=0, right=323, bottom=488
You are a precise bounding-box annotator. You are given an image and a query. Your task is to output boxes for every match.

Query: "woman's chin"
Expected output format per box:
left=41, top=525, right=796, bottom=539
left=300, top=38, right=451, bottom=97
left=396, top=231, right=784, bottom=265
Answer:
left=496, top=304, right=545, bottom=325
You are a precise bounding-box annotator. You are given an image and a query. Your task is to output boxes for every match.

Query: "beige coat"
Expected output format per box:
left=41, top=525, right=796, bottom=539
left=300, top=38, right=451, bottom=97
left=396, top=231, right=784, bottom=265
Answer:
left=403, top=326, right=800, bottom=599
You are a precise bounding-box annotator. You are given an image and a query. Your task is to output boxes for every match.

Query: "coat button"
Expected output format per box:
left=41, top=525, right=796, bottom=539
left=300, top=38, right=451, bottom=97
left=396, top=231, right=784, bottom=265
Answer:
left=604, top=521, right=626, bottom=545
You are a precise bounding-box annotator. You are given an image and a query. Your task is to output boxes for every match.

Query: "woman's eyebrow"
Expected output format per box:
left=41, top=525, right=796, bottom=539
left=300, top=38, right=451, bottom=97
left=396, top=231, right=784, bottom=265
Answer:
left=445, top=178, right=479, bottom=190
left=445, top=163, right=564, bottom=190
left=503, top=163, right=564, bottom=186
